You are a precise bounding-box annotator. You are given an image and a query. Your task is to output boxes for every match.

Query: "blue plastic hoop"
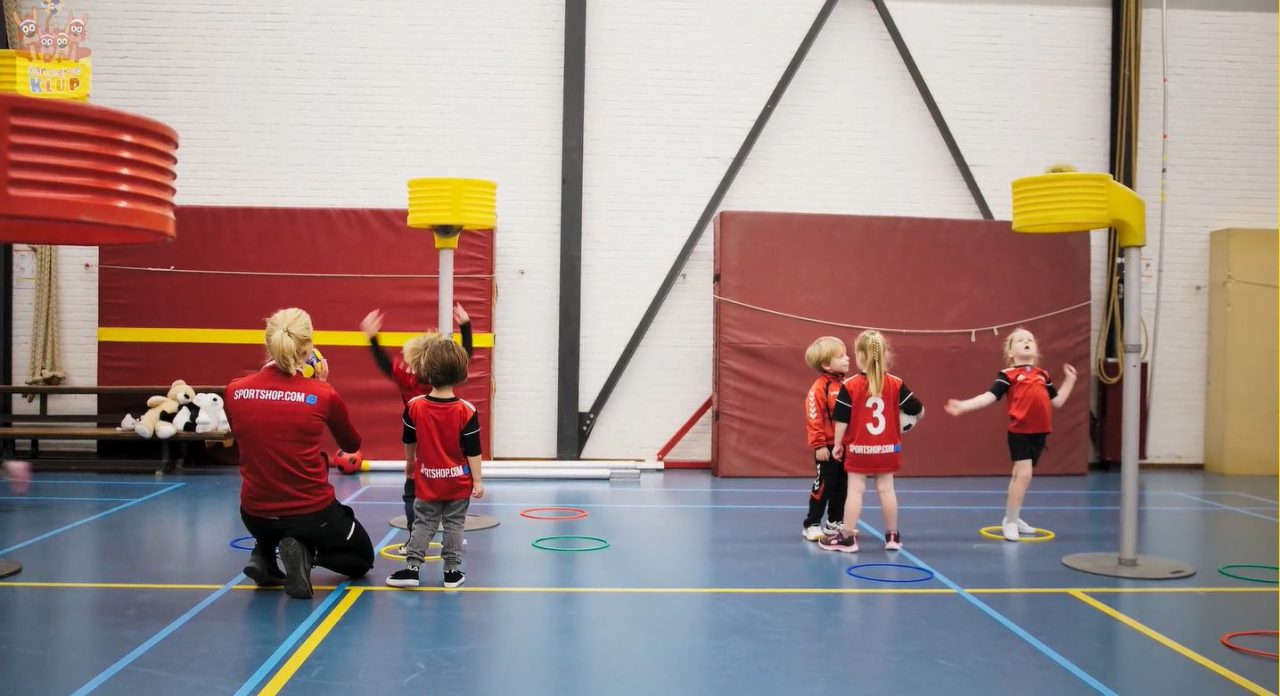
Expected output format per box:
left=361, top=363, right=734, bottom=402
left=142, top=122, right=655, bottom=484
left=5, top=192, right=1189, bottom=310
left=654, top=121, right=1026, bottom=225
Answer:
left=845, top=562, right=935, bottom=584
left=229, top=536, right=256, bottom=551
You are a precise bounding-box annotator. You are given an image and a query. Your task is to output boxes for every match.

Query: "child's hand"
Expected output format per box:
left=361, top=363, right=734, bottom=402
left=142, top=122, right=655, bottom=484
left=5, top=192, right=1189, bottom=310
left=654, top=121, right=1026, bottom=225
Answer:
left=472, top=480, right=484, bottom=499
left=1062, top=364, right=1078, bottom=380
left=944, top=399, right=964, bottom=416
left=831, top=444, right=844, bottom=460
left=360, top=309, right=384, bottom=338
left=315, top=357, right=330, bottom=381
left=453, top=302, right=470, bottom=326
left=815, top=446, right=830, bottom=462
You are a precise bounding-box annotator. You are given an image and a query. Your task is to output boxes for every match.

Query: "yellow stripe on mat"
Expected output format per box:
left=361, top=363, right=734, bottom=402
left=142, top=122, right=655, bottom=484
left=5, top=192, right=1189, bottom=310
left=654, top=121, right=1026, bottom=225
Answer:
left=98, top=327, right=494, bottom=348
left=259, top=587, right=365, bottom=696
left=1069, top=590, right=1275, bottom=696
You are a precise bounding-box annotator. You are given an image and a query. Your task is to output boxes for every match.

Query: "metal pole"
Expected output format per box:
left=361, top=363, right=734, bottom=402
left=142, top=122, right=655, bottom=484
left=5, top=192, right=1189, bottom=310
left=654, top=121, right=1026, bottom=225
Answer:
left=438, top=247, right=454, bottom=339
left=1119, top=246, right=1141, bottom=564
left=1061, top=243, right=1192, bottom=580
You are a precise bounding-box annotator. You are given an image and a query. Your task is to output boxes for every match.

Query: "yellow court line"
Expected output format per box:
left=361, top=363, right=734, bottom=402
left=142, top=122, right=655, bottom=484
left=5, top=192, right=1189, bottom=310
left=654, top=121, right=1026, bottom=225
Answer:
left=1069, top=591, right=1275, bottom=696
left=0, top=581, right=227, bottom=590
left=0, top=581, right=1275, bottom=595
left=259, top=587, right=366, bottom=696
left=98, top=327, right=495, bottom=348
left=358, top=586, right=954, bottom=594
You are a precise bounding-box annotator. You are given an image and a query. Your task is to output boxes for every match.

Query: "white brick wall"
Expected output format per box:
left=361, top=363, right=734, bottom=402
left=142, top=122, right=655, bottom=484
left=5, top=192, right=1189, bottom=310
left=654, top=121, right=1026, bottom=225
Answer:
left=9, top=0, right=1275, bottom=463
left=1133, top=6, right=1278, bottom=463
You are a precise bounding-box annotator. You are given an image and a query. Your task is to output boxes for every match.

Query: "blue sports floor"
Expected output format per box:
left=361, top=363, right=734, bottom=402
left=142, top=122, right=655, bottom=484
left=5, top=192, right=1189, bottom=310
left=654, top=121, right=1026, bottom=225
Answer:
left=0, top=468, right=1276, bottom=695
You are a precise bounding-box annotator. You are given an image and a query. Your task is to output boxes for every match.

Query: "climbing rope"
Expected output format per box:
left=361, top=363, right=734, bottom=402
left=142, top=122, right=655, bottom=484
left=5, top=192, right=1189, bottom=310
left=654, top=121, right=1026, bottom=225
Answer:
left=26, top=245, right=66, bottom=397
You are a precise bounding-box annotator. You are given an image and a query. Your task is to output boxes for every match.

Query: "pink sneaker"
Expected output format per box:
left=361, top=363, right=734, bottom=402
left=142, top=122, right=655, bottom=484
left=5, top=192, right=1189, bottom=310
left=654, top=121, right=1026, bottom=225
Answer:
left=884, top=531, right=902, bottom=551
left=818, top=530, right=859, bottom=553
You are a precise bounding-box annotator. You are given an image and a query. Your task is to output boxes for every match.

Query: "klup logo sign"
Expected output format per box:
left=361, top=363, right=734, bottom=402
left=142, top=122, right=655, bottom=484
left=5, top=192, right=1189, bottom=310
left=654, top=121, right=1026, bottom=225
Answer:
left=4, top=1, right=91, bottom=100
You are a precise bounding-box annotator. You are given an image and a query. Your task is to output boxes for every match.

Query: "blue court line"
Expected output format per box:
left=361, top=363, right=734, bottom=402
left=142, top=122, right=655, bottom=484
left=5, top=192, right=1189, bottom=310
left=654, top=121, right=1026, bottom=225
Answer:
left=0, top=495, right=135, bottom=501
left=1177, top=493, right=1279, bottom=522
left=364, top=484, right=1278, bottom=499
left=0, top=483, right=185, bottom=555
left=235, top=526, right=399, bottom=696
left=855, top=519, right=1117, bottom=695
left=349, top=500, right=1273, bottom=512
left=24, top=479, right=177, bottom=486
left=70, top=573, right=247, bottom=696
left=340, top=485, right=370, bottom=505
left=233, top=580, right=353, bottom=696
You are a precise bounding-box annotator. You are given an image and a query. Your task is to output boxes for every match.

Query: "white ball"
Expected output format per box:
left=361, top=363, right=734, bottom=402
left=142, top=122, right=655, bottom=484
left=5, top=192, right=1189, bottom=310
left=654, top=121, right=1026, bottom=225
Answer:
left=900, top=408, right=923, bottom=433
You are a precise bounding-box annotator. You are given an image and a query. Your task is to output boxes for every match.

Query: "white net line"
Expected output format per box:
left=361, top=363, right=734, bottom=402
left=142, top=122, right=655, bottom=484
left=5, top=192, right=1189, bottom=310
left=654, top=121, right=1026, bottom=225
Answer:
left=714, top=295, right=1091, bottom=339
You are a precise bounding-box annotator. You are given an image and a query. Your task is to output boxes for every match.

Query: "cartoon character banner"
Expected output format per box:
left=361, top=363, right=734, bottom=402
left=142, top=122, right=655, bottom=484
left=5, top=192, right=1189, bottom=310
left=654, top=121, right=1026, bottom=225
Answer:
left=3, top=0, right=90, bottom=100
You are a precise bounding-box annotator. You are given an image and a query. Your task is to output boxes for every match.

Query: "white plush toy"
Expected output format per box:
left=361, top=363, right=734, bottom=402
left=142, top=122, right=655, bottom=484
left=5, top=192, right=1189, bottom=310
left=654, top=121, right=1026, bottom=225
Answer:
left=193, top=393, right=229, bottom=433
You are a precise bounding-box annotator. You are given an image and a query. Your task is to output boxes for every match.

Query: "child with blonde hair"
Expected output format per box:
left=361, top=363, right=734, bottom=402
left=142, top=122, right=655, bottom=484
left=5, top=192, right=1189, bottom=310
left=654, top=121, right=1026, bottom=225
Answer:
left=820, top=330, right=923, bottom=552
left=361, top=304, right=472, bottom=543
left=944, top=327, right=1077, bottom=541
left=801, top=336, right=850, bottom=541
left=387, top=338, right=484, bottom=588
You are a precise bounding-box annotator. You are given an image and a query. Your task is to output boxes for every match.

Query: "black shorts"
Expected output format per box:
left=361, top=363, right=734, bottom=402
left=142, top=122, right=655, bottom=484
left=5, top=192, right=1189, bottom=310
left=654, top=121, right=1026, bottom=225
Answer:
left=1007, top=432, right=1048, bottom=466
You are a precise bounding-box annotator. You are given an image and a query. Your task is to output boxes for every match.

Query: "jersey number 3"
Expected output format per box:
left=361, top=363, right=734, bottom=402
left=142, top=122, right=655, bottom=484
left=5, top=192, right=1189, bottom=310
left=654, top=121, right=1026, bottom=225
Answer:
left=865, top=396, right=885, bottom=435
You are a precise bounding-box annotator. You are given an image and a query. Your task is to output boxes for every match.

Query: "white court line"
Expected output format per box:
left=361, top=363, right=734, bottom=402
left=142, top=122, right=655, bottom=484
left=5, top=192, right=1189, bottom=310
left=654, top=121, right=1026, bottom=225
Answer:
left=1178, top=493, right=1279, bottom=522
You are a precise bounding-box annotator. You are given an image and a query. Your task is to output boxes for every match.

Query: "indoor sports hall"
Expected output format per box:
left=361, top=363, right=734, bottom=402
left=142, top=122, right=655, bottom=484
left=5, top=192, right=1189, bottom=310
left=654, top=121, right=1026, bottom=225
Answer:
left=0, top=1, right=1275, bottom=695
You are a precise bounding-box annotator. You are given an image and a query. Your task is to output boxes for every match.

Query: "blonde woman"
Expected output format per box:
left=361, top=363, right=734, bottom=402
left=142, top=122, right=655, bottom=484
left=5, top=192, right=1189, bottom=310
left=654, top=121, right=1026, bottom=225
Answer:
left=226, top=307, right=374, bottom=599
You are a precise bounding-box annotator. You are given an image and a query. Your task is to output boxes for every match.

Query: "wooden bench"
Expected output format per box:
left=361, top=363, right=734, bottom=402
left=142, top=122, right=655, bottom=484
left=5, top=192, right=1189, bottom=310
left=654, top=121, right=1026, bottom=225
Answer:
left=0, top=385, right=231, bottom=475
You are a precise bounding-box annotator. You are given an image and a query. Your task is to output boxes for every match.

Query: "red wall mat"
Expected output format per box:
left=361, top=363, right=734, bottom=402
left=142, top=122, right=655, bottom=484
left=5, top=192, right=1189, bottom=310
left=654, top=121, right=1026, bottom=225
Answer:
left=99, top=206, right=494, bottom=460
left=713, top=211, right=1090, bottom=477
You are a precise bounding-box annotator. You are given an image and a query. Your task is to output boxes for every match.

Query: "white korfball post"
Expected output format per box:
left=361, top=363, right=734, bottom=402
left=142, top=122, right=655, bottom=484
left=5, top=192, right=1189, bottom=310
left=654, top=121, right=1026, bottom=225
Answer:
left=1011, top=169, right=1194, bottom=579
left=406, top=178, right=497, bottom=338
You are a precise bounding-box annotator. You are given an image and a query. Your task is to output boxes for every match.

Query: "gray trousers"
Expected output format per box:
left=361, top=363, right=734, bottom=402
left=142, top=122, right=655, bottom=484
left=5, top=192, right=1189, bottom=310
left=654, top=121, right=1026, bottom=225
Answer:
left=406, top=498, right=469, bottom=571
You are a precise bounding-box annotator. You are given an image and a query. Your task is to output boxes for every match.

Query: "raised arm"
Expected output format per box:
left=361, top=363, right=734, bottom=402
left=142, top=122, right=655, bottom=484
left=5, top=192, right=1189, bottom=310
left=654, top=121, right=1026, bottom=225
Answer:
left=361, top=309, right=395, bottom=378
left=1051, top=364, right=1078, bottom=408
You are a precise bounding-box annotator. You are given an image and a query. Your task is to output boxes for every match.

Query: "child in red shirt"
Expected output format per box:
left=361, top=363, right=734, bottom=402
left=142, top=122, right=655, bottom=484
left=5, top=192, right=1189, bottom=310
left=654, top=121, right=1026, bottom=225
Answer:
left=361, top=304, right=472, bottom=545
left=820, top=331, right=923, bottom=553
left=386, top=338, right=485, bottom=588
left=801, top=336, right=850, bottom=541
left=945, top=327, right=1077, bottom=541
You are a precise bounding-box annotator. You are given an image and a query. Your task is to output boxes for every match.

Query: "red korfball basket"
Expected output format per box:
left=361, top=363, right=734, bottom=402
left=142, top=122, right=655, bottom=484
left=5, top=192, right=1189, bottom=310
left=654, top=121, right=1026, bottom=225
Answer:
left=0, top=93, right=178, bottom=245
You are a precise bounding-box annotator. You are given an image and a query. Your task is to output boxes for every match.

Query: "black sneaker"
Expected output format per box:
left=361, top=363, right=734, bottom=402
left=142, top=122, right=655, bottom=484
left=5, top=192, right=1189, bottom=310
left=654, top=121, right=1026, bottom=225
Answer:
left=443, top=569, right=466, bottom=588
left=884, top=530, right=903, bottom=551
left=243, top=549, right=286, bottom=587
left=277, top=537, right=314, bottom=599
left=386, top=566, right=421, bottom=588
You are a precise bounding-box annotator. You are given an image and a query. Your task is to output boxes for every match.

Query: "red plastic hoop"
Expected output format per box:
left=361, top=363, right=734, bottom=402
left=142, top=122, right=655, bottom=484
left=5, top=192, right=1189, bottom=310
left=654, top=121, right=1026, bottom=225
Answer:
left=519, top=507, right=588, bottom=521
left=1221, top=630, right=1279, bottom=660
left=0, top=94, right=179, bottom=245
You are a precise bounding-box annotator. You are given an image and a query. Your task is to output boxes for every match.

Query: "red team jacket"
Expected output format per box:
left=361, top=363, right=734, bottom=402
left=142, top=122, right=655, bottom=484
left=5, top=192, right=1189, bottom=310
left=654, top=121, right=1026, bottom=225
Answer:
left=226, top=366, right=361, bottom=517
left=805, top=373, right=846, bottom=449
left=407, top=395, right=482, bottom=501
left=839, top=373, right=906, bottom=474
left=991, top=365, right=1058, bottom=434
left=391, top=354, right=426, bottom=402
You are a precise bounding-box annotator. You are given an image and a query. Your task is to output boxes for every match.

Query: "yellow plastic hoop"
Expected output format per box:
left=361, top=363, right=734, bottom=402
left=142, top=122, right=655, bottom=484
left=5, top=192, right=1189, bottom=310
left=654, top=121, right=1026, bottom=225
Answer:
left=979, top=526, right=1056, bottom=543
left=379, top=542, right=442, bottom=561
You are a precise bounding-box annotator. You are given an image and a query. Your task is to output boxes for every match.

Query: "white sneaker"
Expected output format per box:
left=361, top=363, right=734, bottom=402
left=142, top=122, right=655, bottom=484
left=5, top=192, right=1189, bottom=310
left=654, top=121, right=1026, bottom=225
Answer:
left=803, top=525, right=825, bottom=542
left=1001, top=521, right=1020, bottom=541
left=821, top=520, right=842, bottom=536
left=1002, top=517, right=1036, bottom=535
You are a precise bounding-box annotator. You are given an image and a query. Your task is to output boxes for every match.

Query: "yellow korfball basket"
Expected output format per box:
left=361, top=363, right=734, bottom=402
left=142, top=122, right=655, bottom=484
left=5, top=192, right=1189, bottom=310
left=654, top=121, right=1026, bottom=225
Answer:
left=1010, top=171, right=1145, bottom=248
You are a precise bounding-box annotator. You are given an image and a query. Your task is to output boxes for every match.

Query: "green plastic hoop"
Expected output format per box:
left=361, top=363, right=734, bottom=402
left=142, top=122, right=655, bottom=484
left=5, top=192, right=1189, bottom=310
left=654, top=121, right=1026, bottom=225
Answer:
left=531, top=535, right=610, bottom=552
left=1217, top=564, right=1279, bottom=585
